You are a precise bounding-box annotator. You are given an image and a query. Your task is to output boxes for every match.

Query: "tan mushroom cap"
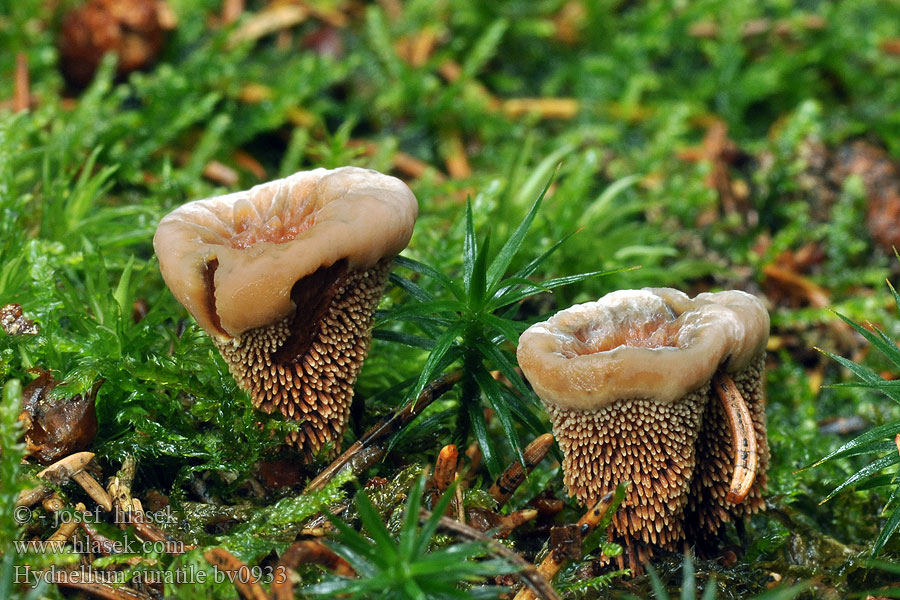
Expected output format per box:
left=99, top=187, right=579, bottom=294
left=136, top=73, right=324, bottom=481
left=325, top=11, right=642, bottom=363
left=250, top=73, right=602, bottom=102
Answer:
left=153, top=167, right=418, bottom=339
left=516, top=288, right=769, bottom=411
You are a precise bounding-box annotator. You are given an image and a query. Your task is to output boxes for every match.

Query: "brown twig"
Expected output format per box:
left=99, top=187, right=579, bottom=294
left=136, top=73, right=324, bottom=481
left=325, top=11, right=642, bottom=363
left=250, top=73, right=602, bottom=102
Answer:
left=202, top=161, right=239, bottom=186
left=14, top=52, right=29, bottom=112
left=347, top=139, right=446, bottom=182
left=121, top=511, right=191, bottom=555
left=228, top=4, right=310, bottom=47
left=454, top=474, right=465, bottom=523
left=713, top=373, right=759, bottom=504
left=513, top=492, right=615, bottom=600
left=489, top=433, right=554, bottom=507
left=762, top=264, right=830, bottom=308
left=272, top=539, right=355, bottom=600
left=73, top=470, right=113, bottom=512
left=221, top=0, right=244, bottom=25
left=204, top=548, right=270, bottom=600
left=470, top=507, right=540, bottom=538
left=16, top=485, right=50, bottom=507
left=438, top=60, right=498, bottom=106
left=306, top=371, right=462, bottom=492
left=496, top=508, right=539, bottom=537
left=233, top=150, right=267, bottom=180
left=79, top=520, right=121, bottom=556
left=17, top=452, right=100, bottom=508
left=501, top=98, right=579, bottom=119
left=41, top=493, right=65, bottom=513
left=46, top=502, right=86, bottom=545
left=423, top=508, right=562, bottom=600
left=304, top=2, right=348, bottom=28
left=395, top=27, right=439, bottom=67
left=442, top=131, right=472, bottom=179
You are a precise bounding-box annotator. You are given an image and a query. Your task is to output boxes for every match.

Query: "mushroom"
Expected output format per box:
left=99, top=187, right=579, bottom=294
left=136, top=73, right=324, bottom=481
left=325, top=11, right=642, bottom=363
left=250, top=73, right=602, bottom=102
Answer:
left=516, top=288, right=769, bottom=570
left=154, top=167, right=418, bottom=460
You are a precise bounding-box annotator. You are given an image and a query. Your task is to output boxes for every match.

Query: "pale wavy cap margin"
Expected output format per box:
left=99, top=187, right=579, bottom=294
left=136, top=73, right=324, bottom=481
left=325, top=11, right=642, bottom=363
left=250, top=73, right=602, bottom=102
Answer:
left=516, top=288, right=769, bottom=411
left=153, top=167, right=418, bottom=339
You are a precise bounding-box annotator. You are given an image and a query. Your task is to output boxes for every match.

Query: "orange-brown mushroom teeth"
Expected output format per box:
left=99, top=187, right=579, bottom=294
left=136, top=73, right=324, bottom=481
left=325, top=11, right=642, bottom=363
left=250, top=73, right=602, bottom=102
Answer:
left=154, top=167, right=418, bottom=460
left=516, top=288, right=769, bottom=572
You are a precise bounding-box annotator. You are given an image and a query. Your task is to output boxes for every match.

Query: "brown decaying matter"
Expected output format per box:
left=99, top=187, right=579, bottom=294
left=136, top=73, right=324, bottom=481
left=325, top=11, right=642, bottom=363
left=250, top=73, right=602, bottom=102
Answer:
left=216, top=259, right=391, bottom=460
left=546, top=353, right=767, bottom=567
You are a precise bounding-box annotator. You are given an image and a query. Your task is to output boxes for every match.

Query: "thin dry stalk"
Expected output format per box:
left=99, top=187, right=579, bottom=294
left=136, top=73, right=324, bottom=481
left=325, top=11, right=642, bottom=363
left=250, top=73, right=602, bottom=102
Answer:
left=496, top=508, right=538, bottom=538
left=763, top=264, right=830, bottom=308
left=228, top=4, right=309, bottom=47
left=272, top=539, right=355, bottom=600
left=438, top=60, right=498, bottom=106
left=306, top=371, right=462, bottom=492
left=17, top=451, right=95, bottom=507
left=16, top=485, right=50, bottom=507
left=348, top=139, right=446, bottom=182
left=79, top=520, right=121, bottom=556
left=422, top=509, right=562, bottom=600
left=204, top=548, right=270, bottom=600
left=46, top=502, right=86, bottom=544
left=41, top=493, right=65, bottom=513
left=501, top=98, right=579, bottom=119
left=442, top=132, right=471, bottom=179
left=128, top=514, right=191, bottom=555
left=14, top=53, right=29, bottom=112
left=395, top=27, right=438, bottom=67
left=304, top=3, right=347, bottom=27
left=221, top=0, right=244, bottom=24
left=454, top=474, right=465, bottom=523
left=513, top=491, right=615, bottom=600
left=233, top=150, right=267, bottom=180
left=73, top=471, right=113, bottom=512
left=202, top=161, right=239, bottom=186
left=489, top=433, right=554, bottom=507
left=392, top=151, right=446, bottom=182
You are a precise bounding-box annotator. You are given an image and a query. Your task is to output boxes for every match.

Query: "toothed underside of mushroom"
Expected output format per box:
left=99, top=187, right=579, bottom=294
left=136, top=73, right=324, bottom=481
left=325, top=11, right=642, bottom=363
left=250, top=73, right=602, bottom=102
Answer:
left=548, top=356, right=768, bottom=568
left=687, top=354, right=768, bottom=539
left=216, top=260, right=392, bottom=460
left=546, top=387, right=707, bottom=558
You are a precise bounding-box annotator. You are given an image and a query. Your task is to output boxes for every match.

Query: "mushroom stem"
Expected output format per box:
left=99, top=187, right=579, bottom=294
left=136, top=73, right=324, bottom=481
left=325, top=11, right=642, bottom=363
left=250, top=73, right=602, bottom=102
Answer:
left=713, top=373, right=758, bottom=504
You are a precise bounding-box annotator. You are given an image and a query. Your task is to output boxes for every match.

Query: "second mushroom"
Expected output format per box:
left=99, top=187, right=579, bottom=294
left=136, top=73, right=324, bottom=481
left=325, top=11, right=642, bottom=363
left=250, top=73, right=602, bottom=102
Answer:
left=154, top=167, right=418, bottom=460
left=517, top=288, right=769, bottom=571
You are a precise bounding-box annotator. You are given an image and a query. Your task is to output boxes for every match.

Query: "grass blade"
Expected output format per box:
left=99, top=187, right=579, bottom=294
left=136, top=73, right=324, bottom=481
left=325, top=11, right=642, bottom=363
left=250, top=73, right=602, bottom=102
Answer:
left=486, top=171, right=555, bottom=292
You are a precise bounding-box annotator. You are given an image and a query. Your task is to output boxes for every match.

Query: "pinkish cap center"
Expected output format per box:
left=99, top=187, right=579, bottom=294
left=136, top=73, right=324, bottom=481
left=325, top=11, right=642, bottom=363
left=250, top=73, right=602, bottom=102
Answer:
left=569, top=318, right=681, bottom=356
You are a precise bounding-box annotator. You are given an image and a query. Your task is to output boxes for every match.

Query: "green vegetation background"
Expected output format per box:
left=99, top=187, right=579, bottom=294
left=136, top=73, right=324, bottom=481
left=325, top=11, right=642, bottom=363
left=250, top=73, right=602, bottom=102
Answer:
left=3, top=0, right=900, bottom=597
